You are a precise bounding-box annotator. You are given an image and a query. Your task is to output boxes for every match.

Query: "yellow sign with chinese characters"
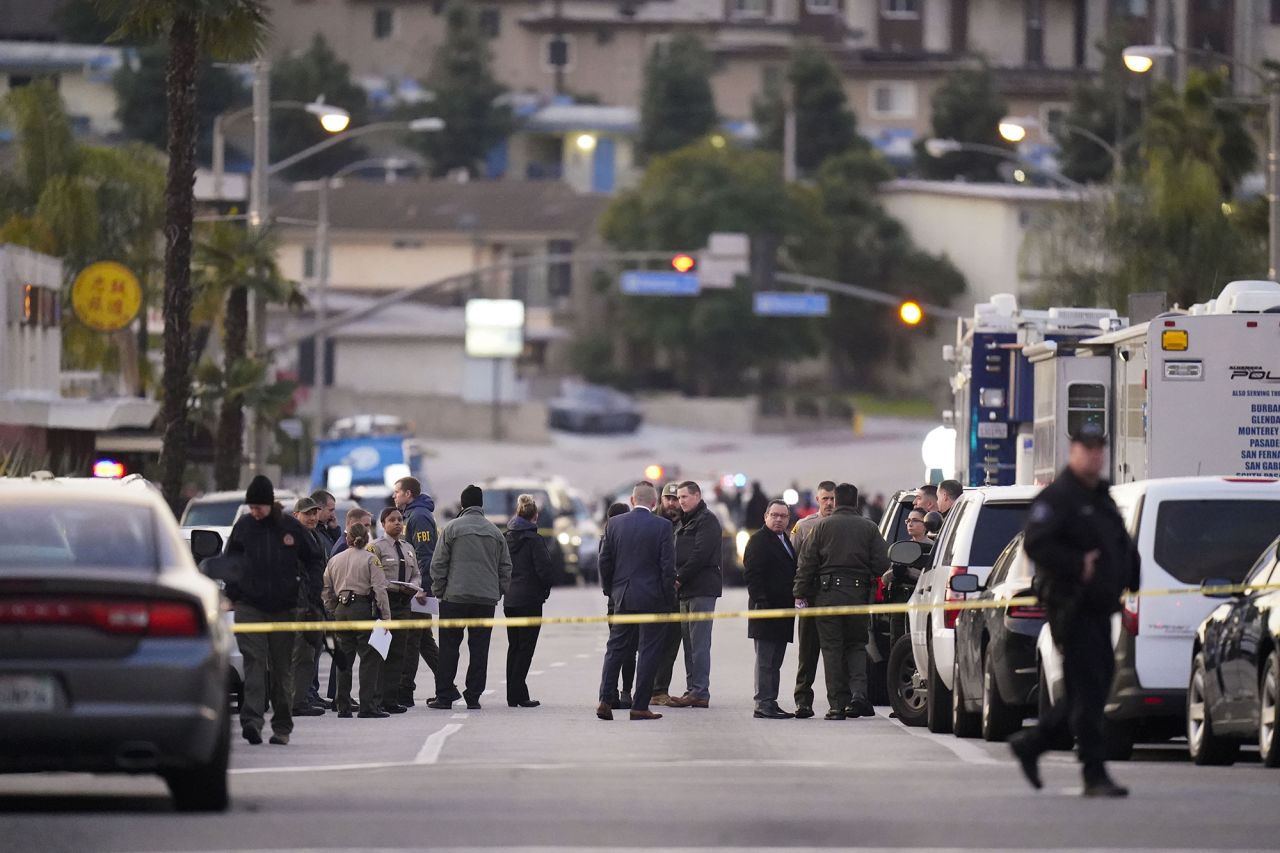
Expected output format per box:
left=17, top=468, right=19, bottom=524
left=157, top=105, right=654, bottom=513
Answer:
left=71, top=261, right=142, bottom=332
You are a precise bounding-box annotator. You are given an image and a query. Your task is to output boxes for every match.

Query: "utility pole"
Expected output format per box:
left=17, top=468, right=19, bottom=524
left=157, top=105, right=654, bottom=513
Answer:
left=782, top=92, right=797, bottom=183
left=246, top=59, right=271, bottom=477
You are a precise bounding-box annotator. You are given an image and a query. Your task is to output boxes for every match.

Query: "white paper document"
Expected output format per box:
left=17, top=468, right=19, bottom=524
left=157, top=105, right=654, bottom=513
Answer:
left=369, top=622, right=393, bottom=660
left=410, top=596, right=440, bottom=616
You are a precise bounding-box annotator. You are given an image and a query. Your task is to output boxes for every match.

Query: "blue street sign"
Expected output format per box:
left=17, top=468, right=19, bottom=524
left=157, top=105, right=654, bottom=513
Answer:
left=753, top=291, right=830, bottom=317
left=620, top=271, right=700, bottom=296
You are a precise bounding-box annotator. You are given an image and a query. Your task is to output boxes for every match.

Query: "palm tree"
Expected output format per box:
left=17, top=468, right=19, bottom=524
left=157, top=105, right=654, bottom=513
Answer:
left=193, top=222, right=299, bottom=490
left=96, top=0, right=270, bottom=512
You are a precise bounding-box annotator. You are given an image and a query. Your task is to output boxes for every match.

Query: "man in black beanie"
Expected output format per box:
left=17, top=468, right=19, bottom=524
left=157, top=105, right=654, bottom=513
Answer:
left=427, top=485, right=512, bottom=710
left=225, top=475, right=325, bottom=745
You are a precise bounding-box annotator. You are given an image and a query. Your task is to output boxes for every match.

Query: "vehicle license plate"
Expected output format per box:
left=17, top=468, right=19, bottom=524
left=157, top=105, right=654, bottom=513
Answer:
left=0, top=674, right=60, bottom=712
left=977, top=422, right=1008, bottom=439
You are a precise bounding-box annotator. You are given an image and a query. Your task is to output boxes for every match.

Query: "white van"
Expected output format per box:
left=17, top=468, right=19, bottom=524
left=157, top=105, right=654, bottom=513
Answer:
left=1037, top=476, right=1280, bottom=757
left=910, top=485, right=1042, bottom=733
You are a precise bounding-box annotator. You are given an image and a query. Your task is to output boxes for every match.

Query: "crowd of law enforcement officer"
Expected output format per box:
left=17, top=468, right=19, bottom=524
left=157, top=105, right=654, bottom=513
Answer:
left=792, top=482, right=889, bottom=720
left=322, top=522, right=392, bottom=719
left=368, top=506, right=428, bottom=715
left=225, top=475, right=325, bottom=746
left=1010, top=422, right=1137, bottom=798
left=394, top=476, right=442, bottom=706
left=789, top=480, right=836, bottom=719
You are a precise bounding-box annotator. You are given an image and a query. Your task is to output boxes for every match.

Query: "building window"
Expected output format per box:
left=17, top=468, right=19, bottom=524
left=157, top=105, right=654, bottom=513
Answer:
left=543, top=35, right=574, bottom=71
left=547, top=240, right=573, bottom=298
left=881, top=0, right=920, bottom=19
left=761, top=64, right=783, bottom=94
left=729, top=0, right=770, bottom=19
left=1025, top=0, right=1044, bottom=65
left=806, top=0, right=837, bottom=13
left=373, top=7, right=395, bottom=40
left=1272, top=0, right=1280, bottom=25
left=479, top=7, right=500, bottom=38
left=1124, top=0, right=1148, bottom=15
left=869, top=82, right=917, bottom=118
left=302, top=246, right=316, bottom=279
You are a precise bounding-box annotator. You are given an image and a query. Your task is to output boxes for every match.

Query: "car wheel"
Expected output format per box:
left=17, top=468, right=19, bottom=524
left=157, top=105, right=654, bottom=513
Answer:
left=1187, top=653, right=1238, bottom=767
left=925, top=630, right=953, bottom=734
left=952, top=654, right=981, bottom=738
left=888, top=634, right=928, bottom=727
left=981, top=652, right=1022, bottom=742
left=164, top=708, right=230, bottom=812
left=1259, top=651, right=1280, bottom=768
left=1036, top=663, right=1074, bottom=750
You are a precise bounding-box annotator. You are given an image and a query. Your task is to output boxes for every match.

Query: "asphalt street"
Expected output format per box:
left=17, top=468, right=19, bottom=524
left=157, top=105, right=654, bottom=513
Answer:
left=2, top=587, right=1279, bottom=852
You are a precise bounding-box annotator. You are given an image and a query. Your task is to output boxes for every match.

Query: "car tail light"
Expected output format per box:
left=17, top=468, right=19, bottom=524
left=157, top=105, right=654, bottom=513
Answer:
left=0, top=597, right=203, bottom=637
left=1121, top=594, right=1140, bottom=636
left=944, top=566, right=968, bottom=629
left=1007, top=604, right=1047, bottom=619
left=874, top=575, right=886, bottom=604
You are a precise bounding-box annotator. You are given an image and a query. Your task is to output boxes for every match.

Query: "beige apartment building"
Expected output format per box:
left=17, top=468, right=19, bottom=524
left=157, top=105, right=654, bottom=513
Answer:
left=264, top=1, right=1148, bottom=150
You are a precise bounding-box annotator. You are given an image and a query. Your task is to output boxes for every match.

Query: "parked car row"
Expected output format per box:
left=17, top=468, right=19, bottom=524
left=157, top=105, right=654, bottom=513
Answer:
left=881, top=474, right=1280, bottom=771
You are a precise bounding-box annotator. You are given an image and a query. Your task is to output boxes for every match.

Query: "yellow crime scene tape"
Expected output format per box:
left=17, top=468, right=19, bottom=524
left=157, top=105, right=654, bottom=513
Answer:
left=229, top=581, right=1280, bottom=634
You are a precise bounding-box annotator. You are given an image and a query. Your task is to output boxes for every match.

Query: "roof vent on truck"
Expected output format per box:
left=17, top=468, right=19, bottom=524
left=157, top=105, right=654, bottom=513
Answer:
left=1205, top=280, right=1280, bottom=315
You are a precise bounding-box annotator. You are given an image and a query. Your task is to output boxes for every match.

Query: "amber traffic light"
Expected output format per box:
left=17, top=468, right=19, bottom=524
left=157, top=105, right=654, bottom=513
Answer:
left=671, top=253, right=697, bottom=274
left=899, top=300, right=923, bottom=326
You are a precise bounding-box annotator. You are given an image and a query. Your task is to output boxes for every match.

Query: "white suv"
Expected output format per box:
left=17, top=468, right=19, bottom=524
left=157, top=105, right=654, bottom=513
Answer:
left=1037, top=476, right=1280, bottom=758
left=910, top=485, right=1041, bottom=733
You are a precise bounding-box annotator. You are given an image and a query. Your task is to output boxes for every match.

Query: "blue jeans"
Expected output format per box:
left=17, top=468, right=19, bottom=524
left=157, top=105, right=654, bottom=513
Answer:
left=680, top=596, right=716, bottom=700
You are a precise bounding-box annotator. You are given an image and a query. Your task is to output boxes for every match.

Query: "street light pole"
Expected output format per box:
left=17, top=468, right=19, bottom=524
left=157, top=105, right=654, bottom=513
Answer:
left=246, top=59, right=270, bottom=473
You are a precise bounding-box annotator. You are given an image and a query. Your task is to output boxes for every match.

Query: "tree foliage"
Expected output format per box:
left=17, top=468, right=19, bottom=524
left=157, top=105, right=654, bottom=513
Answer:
left=600, top=143, right=829, bottom=395
left=270, top=35, right=371, bottom=180
left=914, top=65, right=1012, bottom=181
left=638, top=33, right=718, bottom=159
left=400, top=1, right=512, bottom=177
left=1053, top=27, right=1143, bottom=184
left=753, top=45, right=863, bottom=175
left=114, top=45, right=249, bottom=165
left=95, top=0, right=271, bottom=511
left=1034, top=69, right=1263, bottom=311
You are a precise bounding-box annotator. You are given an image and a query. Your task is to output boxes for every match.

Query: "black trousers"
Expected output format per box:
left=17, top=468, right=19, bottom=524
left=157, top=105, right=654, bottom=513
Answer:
left=793, top=615, right=820, bottom=709
left=504, top=604, right=542, bottom=705
left=605, top=600, right=635, bottom=696
left=1022, top=611, right=1114, bottom=783
left=376, top=594, right=415, bottom=707
left=599, top=613, right=666, bottom=713
left=651, top=619, right=683, bottom=697
left=399, top=626, right=440, bottom=703
left=435, top=601, right=494, bottom=704
left=333, top=600, right=382, bottom=714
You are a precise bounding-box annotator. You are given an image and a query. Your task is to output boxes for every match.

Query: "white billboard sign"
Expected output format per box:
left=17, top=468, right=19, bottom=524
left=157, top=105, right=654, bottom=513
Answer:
left=465, top=298, right=525, bottom=358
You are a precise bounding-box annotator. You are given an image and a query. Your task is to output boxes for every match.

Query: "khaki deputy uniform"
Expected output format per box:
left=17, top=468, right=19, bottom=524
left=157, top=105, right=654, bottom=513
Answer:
left=367, top=537, right=422, bottom=708
left=793, top=506, right=889, bottom=714
left=322, top=548, right=390, bottom=714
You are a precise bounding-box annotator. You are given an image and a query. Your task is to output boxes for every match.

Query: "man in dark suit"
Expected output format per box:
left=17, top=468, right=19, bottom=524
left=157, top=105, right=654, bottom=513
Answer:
left=596, top=481, right=676, bottom=721
left=744, top=499, right=798, bottom=719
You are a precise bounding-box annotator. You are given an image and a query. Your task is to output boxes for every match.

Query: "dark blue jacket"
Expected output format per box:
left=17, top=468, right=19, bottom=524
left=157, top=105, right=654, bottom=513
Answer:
left=402, top=493, right=439, bottom=571
left=599, top=506, right=676, bottom=614
left=504, top=517, right=556, bottom=608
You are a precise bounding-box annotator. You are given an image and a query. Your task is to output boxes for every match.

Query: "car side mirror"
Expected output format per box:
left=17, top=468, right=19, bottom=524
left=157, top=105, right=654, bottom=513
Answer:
left=190, top=529, right=224, bottom=562
left=1200, top=577, right=1239, bottom=599
left=888, top=540, right=923, bottom=565
left=924, top=511, right=944, bottom=534
left=949, top=574, right=981, bottom=594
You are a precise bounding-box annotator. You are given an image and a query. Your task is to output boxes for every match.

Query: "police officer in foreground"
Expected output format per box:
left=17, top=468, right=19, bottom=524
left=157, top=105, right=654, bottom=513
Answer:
left=322, top=522, right=392, bottom=719
left=793, top=482, right=889, bottom=720
left=1010, top=422, right=1138, bottom=798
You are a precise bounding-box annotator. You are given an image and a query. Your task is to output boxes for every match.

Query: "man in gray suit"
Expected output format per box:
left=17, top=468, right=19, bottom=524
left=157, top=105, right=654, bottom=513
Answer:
left=596, top=481, right=676, bottom=721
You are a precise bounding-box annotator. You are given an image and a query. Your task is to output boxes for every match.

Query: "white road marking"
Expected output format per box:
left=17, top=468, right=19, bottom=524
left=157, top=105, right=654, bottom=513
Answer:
left=550, top=662, right=567, bottom=668
left=451, top=713, right=469, bottom=720
left=482, top=689, right=495, bottom=696
left=528, top=670, right=544, bottom=676
left=875, top=709, right=1000, bottom=765
left=575, top=653, right=591, bottom=659
left=230, top=761, right=420, bottom=776
left=415, top=722, right=464, bottom=764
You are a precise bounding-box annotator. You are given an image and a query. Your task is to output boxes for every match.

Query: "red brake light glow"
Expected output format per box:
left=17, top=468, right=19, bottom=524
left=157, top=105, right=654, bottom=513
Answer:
left=944, top=567, right=968, bottom=629
left=0, top=598, right=202, bottom=637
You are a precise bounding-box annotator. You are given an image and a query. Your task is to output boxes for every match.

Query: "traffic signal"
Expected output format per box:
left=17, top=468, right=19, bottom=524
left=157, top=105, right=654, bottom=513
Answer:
left=671, top=253, right=697, bottom=274
left=899, top=300, right=923, bottom=326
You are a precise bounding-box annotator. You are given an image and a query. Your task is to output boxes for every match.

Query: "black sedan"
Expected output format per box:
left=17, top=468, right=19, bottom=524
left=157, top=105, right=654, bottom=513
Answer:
left=548, top=383, right=642, bottom=434
left=1188, top=534, right=1280, bottom=766
left=951, top=531, right=1045, bottom=741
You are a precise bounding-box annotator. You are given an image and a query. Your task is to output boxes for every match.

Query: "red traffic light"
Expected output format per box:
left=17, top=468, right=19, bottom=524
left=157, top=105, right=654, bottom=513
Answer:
left=671, top=254, right=697, bottom=274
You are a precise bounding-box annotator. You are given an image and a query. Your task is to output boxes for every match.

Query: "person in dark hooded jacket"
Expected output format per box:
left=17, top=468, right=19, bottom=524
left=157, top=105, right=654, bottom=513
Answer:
left=504, top=494, right=556, bottom=707
left=393, top=475, right=441, bottom=706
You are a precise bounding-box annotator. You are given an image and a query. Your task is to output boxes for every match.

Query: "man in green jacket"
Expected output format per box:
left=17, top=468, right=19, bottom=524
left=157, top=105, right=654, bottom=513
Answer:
left=793, top=482, right=889, bottom=720
left=427, top=484, right=513, bottom=710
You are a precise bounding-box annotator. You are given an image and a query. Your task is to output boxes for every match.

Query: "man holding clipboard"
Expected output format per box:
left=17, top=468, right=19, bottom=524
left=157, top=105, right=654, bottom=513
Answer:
left=369, top=507, right=436, bottom=714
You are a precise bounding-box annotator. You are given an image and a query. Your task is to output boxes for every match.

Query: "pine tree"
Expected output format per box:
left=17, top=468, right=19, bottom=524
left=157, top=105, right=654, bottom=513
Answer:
left=638, top=33, right=717, bottom=159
